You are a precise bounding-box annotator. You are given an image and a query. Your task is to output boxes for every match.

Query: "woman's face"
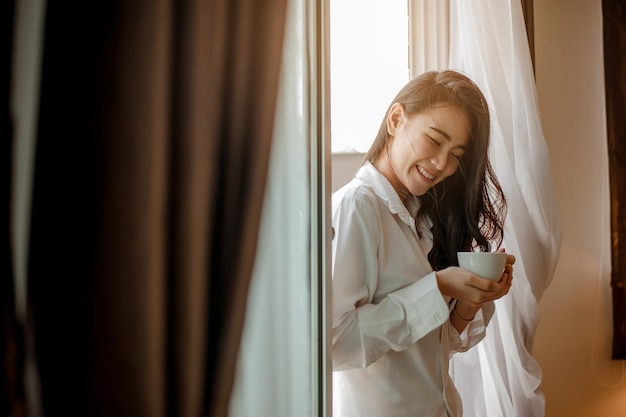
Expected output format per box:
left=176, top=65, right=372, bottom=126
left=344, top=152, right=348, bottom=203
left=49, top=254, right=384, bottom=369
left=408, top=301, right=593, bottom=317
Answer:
left=385, top=103, right=471, bottom=197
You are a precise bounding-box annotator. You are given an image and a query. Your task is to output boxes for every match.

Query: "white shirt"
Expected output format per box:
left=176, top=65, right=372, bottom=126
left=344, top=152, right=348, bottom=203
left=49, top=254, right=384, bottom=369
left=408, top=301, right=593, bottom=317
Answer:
left=332, top=162, right=494, bottom=417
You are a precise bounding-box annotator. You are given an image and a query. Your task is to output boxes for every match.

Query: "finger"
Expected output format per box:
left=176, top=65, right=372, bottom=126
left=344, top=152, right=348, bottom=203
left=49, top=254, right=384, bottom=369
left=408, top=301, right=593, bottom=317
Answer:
left=493, top=272, right=512, bottom=295
left=496, top=269, right=510, bottom=284
left=503, top=273, right=513, bottom=292
left=507, top=253, right=516, bottom=265
left=468, top=275, right=500, bottom=292
left=505, top=265, right=514, bottom=278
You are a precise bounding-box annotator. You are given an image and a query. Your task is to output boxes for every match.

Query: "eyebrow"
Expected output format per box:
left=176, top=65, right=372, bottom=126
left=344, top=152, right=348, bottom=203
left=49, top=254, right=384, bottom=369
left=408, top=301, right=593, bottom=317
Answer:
left=429, top=126, right=467, bottom=149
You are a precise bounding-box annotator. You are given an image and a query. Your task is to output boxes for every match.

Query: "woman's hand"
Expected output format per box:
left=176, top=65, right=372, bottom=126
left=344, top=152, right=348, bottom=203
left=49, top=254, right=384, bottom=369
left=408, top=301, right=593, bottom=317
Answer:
left=436, top=249, right=516, bottom=307
left=436, top=266, right=504, bottom=306
left=440, top=249, right=515, bottom=332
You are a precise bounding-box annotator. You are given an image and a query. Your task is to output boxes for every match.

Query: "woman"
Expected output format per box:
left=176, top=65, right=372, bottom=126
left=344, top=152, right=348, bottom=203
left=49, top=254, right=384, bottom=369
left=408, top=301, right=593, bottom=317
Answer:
left=331, top=70, right=515, bottom=417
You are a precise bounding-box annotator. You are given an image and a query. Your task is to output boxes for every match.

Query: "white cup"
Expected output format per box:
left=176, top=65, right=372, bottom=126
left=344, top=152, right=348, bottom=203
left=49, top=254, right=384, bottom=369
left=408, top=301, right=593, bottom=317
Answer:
left=457, top=251, right=507, bottom=281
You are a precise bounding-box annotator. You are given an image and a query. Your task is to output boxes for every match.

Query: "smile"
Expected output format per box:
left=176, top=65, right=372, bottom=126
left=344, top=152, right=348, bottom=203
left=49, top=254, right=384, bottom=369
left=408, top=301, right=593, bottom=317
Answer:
left=417, top=165, right=435, bottom=181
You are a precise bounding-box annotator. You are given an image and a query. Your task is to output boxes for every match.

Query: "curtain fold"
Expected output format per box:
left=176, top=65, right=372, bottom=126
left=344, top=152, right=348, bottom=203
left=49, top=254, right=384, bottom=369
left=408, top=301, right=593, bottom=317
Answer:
left=1, top=119, right=24, bottom=417
left=448, top=0, right=562, bottom=416
left=203, top=1, right=288, bottom=415
left=3, top=2, right=26, bottom=416
left=602, top=0, right=626, bottom=360
left=229, top=1, right=317, bottom=415
left=12, top=0, right=287, bottom=416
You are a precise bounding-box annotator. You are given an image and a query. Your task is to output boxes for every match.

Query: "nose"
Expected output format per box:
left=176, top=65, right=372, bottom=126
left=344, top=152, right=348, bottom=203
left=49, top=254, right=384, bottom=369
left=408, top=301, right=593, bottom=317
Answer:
left=431, top=150, right=448, bottom=172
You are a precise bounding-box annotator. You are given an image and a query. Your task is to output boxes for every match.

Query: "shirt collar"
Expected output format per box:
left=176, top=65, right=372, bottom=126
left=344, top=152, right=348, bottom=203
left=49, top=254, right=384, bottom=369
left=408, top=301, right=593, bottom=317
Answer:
left=356, top=161, right=419, bottom=227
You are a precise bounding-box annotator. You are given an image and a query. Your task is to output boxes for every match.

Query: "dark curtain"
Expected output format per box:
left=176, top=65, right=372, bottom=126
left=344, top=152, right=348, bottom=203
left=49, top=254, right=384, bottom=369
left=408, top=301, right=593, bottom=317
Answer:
left=603, top=0, right=626, bottom=360
left=520, top=0, right=535, bottom=72
left=2, top=1, right=26, bottom=417
left=5, top=0, right=287, bottom=416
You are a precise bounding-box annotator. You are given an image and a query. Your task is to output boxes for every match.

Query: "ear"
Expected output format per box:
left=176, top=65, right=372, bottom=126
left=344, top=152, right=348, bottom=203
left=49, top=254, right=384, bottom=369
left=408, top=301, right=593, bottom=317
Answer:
left=386, top=103, right=404, bottom=136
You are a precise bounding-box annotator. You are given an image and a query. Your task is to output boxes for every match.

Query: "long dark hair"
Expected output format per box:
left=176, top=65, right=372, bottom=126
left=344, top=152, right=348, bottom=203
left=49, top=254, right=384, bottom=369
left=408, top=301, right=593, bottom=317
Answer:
left=364, top=70, right=507, bottom=270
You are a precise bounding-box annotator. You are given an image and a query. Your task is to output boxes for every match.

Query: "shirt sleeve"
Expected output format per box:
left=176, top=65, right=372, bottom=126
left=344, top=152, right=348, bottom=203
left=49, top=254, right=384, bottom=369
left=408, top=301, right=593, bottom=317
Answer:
left=447, top=300, right=495, bottom=355
left=331, top=190, right=450, bottom=371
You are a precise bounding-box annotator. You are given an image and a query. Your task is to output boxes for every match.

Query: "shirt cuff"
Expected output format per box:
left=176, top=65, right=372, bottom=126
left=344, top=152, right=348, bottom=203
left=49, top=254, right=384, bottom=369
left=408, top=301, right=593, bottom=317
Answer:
left=388, top=271, right=449, bottom=340
left=448, top=301, right=495, bottom=353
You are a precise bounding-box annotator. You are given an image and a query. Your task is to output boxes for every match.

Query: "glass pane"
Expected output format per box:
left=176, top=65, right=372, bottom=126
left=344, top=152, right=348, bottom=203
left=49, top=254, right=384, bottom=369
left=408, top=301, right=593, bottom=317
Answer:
left=330, top=0, right=409, bottom=153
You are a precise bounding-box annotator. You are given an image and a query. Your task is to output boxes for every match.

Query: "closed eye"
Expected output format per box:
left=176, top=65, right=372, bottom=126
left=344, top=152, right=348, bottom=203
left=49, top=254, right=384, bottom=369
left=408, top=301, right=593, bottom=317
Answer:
left=428, top=135, right=462, bottom=161
left=427, top=135, right=440, bottom=146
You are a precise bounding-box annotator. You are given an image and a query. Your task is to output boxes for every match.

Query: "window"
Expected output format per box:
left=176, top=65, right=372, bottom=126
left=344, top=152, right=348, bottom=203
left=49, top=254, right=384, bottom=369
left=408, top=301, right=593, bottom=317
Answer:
left=330, top=0, right=409, bottom=153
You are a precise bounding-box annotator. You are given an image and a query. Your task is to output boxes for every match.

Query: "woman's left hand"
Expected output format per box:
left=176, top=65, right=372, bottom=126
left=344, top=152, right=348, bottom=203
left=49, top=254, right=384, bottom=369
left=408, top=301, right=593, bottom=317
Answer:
left=495, top=248, right=515, bottom=298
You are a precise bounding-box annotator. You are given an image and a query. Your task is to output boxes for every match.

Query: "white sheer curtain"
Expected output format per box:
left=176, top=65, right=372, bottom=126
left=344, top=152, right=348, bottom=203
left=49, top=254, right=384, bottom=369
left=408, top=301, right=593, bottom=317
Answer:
left=229, top=0, right=315, bottom=415
left=447, top=1, right=562, bottom=416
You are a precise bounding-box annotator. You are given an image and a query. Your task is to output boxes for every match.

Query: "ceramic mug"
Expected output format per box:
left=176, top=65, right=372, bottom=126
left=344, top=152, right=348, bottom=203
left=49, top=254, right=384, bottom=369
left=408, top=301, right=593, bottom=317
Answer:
left=457, top=251, right=507, bottom=282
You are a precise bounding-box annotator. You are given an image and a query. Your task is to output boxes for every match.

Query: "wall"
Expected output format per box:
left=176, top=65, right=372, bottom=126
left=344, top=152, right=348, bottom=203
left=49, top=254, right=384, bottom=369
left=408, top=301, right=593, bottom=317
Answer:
left=331, top=153, right=363, bottom=192
left=534, top=0, right=626, bottom=415
left=331, top=1, right=626, bottom=415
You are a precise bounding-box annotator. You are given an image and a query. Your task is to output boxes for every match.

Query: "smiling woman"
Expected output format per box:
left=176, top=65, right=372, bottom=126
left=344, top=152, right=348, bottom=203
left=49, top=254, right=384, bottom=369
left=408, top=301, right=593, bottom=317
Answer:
left=377, top=103, right=470, bottom=199
left=330, top=1, right=563, bottom=416
left=331, top=70, right=512, bottom=417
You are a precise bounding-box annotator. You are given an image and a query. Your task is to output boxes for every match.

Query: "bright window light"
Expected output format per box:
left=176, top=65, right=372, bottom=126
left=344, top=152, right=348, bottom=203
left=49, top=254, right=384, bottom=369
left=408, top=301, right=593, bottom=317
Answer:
left=330, top=0, right=409, bottom=153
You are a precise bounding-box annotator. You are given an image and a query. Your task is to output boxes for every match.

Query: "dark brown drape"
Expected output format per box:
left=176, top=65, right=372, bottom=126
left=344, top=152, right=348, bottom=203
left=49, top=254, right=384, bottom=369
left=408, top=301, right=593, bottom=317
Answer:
left=12, top=0, right=287, bottom=416
left=520, top=0, right=535, bottom=72
left=2, top=1, right=26, bottom=417
left=602, top=0, right=626, bottom=360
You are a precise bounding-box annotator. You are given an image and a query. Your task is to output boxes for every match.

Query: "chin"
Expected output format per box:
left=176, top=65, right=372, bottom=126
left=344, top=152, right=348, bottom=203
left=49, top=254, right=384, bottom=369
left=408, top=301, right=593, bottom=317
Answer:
left=410, top=187, right=429, bottom=197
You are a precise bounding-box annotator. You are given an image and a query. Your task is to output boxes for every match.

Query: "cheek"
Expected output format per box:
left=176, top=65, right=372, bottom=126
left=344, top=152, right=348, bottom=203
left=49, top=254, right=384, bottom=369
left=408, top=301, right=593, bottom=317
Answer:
left=392, top=140, right=414, bottom=164
left=441, top=164, right=460, bottom=180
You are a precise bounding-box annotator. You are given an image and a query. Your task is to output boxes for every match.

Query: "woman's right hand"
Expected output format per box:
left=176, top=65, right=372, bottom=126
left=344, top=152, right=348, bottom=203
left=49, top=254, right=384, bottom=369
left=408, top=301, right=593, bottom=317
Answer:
left=435, top=265, right=512, bottom=307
